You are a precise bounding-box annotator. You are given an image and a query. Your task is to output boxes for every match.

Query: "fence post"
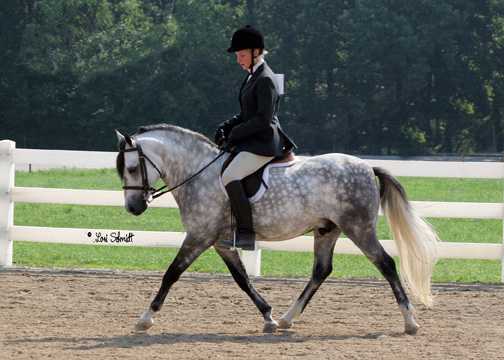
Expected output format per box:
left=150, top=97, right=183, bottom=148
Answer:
left=502, top=221, right=504, bottom=283
left=501, top=153, right=504, bottom=282
left=0, top=140, right=15, bottom=267
left=241, top=249, right=261, bottom=277
left=501, top=153, right=504, bottom=283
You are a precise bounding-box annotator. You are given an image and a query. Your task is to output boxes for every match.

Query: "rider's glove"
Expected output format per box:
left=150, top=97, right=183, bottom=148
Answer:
left=214, top=127, right=227, bottom=147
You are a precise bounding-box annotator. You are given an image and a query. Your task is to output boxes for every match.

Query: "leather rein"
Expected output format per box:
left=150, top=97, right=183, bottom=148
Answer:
left=120, top=143, right=226, bottom=203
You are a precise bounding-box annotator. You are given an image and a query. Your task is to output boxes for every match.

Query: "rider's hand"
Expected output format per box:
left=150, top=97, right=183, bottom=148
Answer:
left=219, top=141, right=234, bottom=153
left=214, top=127, right=226, bottom=147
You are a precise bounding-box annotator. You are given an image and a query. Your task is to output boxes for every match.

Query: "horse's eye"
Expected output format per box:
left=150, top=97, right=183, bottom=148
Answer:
left=127, top=165, right=138, bottom=173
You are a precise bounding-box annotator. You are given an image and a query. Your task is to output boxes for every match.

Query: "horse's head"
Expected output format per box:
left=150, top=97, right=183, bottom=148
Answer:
left=115, top=130, right=165, bottom=216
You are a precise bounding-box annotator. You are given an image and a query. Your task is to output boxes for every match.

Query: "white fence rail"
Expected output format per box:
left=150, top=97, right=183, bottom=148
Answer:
left=1, top=140, right=503, bottom=280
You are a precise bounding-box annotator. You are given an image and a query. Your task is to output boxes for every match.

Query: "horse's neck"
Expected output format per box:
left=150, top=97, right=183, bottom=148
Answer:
left=149, top=131, right=219, bottom=188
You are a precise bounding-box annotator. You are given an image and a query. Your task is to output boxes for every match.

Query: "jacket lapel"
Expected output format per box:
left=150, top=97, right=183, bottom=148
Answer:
left=238, top=73, right=250, bottom=105
left=240, top=63, right=265, bottom=97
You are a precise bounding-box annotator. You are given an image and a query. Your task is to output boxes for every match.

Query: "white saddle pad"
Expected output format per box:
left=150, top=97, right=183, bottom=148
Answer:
left=219, top=157, right=298, bottom=203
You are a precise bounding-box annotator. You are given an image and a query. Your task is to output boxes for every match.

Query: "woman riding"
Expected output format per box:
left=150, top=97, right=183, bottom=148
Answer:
left=214, top=25, right=297, bottom=251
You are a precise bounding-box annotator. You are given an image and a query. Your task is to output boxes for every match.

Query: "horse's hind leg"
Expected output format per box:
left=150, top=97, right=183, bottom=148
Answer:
left=346, top=226, right=419, bottom=335
left=278, top=225, right=340, bottom=329
left=214, top=245, right=278, bottom=333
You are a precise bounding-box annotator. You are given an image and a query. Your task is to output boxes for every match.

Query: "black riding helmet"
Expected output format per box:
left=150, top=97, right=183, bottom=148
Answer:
left=228, top=25, right=265, bottom=76
left=227, top=25, right=264, bottom=53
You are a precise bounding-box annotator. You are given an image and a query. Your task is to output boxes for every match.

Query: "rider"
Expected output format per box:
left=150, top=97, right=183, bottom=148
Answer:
left=214, top=25, right=297, bottom=251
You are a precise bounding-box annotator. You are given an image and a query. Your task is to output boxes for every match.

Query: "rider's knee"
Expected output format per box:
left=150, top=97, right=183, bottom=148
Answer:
left=221, top=170, right=241, bottom=186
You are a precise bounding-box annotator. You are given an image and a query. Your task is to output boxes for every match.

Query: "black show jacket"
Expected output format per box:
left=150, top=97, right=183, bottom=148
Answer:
left=222, top=63, right=297, bottom=157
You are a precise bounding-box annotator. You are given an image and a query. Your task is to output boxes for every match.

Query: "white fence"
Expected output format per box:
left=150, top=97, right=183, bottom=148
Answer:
left=1, top=139, right=503, bottom=280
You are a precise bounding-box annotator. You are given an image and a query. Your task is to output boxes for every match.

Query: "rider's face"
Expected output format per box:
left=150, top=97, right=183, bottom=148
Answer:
left=235, top=49, right=259, bottom=71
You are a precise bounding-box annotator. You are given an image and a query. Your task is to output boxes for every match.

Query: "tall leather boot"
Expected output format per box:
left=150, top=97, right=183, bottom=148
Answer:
left=224, top=180, right=255, bottom=251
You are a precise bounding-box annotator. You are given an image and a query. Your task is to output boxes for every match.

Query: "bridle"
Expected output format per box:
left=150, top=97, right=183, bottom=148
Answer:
left=120, top=141, right=226, bottom=203
left=120, top=143, right=166, bottom=202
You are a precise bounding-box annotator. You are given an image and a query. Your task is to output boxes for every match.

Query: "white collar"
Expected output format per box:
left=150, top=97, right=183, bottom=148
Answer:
left=250, top=58, right=265, bottom=74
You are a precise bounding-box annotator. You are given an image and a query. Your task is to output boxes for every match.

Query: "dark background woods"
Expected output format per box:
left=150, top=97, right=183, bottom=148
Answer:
left=1, top=0, right=503, bottom=155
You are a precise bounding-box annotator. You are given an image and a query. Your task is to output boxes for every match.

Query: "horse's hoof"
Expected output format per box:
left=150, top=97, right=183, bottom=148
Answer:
left=405, top=322, right=420, bottom=335
left=135, top=310, right=154, bottom=331
left=135, top=318, right=154, bottom=331
left=263, top=320, right=278, bottom=333
left=277, top=318, right=292, bottom=329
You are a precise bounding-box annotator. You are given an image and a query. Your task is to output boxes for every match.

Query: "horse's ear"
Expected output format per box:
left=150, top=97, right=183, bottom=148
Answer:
left=115, top=129, right=133, bottom=148
left=115, top=129, right=125, bottom=148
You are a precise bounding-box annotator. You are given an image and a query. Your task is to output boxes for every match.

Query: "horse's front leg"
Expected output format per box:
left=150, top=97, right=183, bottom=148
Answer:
left=214, top=245, right=278, bottom=333
left=136, top=233, right=211, bottom=331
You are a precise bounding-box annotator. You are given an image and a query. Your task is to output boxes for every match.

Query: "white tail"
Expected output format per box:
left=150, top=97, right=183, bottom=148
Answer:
left=374, top=167, right=439, bottom=307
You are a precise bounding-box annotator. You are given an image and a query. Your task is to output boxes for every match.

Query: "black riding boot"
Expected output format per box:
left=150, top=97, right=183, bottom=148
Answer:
left=224, top=180, right=255, bottom=251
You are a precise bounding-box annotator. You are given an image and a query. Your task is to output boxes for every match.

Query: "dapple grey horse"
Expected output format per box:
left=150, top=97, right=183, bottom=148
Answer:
left=115, top=124, right=438, bottom=335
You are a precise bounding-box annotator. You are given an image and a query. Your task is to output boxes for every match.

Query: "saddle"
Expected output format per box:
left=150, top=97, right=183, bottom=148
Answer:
left=221, top=151, right=297, bottom=200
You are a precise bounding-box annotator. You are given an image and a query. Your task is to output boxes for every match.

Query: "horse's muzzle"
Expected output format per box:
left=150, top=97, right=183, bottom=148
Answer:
left=127, top=200, right=147, bottom=216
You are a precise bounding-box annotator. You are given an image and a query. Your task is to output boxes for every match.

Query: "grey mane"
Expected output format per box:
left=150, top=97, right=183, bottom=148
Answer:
left=135, top=124, right=217, bottom=148
left=116, top=123, right=218, bottom=179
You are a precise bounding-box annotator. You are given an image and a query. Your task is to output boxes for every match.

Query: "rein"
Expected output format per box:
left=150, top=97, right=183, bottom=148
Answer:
left=120, top=143, right=226, bottom=203
left=149, top=150, right=226, bottom=201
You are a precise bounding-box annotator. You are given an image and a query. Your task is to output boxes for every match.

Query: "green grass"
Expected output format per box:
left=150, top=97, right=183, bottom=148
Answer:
left=14, top=204, right=184, bottom=232
left=11, top=168, right=504, bottom=283
left=13, top=242, right=500, bottom=283
left=16, top=168, right=122, bottom=190
left=16, top=169, right=504, bottom=202
left=399, top=177, right=503, bottom=203
left=13, top=203, right=501, bottom=244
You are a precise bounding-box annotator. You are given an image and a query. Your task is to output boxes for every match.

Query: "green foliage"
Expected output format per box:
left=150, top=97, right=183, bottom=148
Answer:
left=19, top=0, right=177, bottom=77
left=1, top=0, right=504, bottom=154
